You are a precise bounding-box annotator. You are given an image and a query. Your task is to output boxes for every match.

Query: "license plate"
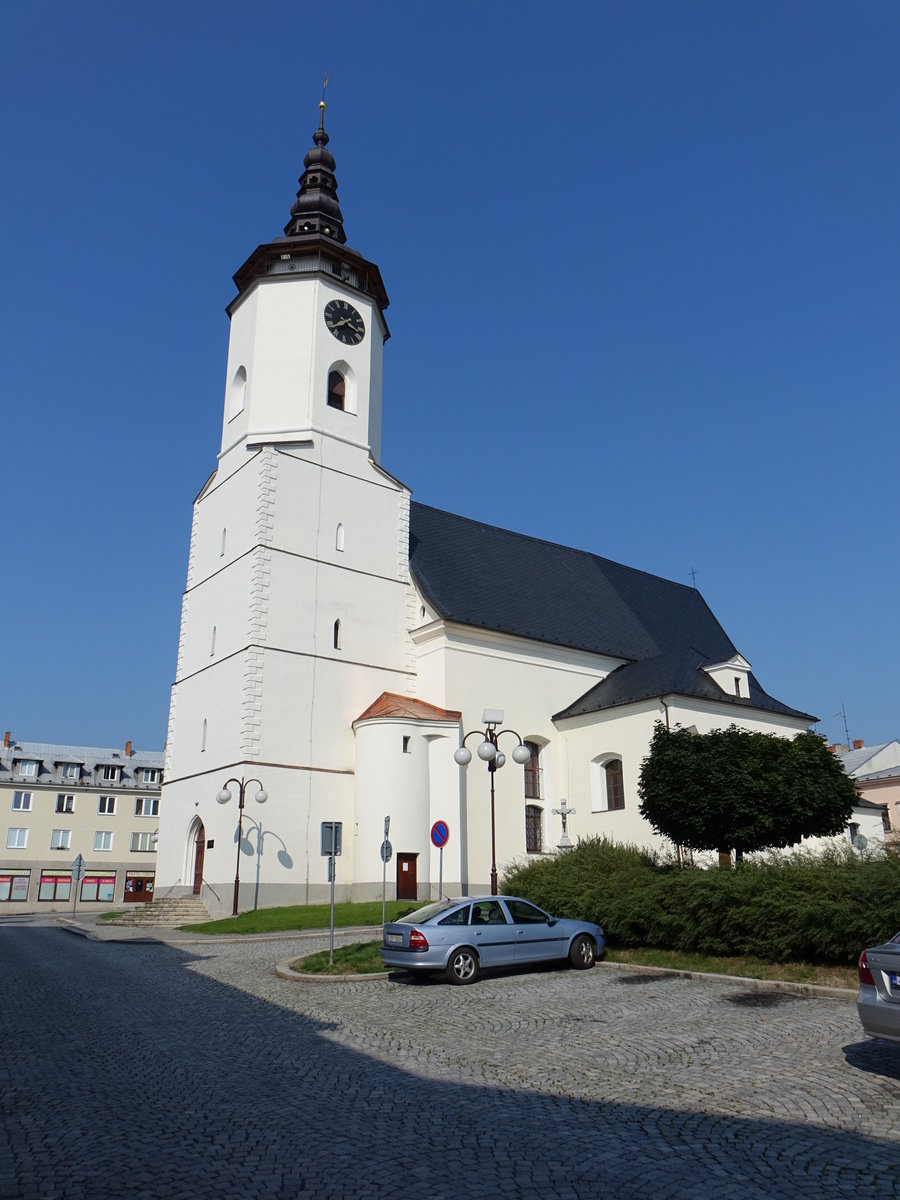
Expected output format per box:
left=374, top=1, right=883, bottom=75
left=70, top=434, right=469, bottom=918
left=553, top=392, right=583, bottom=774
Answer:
left=891, top=973, right=900, bottom=989
left=386, top=933, right=402, bottom=945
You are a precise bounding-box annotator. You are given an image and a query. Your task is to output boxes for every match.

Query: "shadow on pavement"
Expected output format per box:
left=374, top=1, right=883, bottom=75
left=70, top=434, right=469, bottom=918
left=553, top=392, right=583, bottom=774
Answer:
left=1, top=928, right=897, bottom=1200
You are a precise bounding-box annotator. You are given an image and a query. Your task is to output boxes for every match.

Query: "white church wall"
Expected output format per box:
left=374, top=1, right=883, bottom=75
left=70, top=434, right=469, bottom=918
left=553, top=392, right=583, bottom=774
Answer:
left=560, top=696, right=814, bottom=858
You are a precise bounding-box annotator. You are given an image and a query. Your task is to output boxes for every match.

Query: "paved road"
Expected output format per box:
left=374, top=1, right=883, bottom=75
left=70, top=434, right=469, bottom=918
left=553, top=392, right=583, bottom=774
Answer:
left=1, top=925, right=898, bottom=1199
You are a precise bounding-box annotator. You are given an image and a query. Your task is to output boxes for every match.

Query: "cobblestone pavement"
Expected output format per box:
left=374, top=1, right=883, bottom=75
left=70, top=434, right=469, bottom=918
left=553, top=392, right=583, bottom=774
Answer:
left=1, top=925, right=898, bottom=1200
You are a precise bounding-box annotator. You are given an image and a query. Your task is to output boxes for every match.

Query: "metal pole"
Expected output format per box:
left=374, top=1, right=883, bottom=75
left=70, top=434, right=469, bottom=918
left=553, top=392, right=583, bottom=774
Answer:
left=382, top=845, right=387, bottom=928
left=489, top=760, right=498, bottom=896
left=329, top=840, right=336, bottom=966
left=439, top=844, right=443, bottom=901
left=232, top=780, right=245, bottom=916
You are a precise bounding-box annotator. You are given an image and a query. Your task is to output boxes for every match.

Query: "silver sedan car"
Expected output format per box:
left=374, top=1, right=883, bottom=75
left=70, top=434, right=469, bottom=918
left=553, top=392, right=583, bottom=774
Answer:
left=857, top=931, right=900, bottom=1044
left=382, top=895, right=605, bottom=984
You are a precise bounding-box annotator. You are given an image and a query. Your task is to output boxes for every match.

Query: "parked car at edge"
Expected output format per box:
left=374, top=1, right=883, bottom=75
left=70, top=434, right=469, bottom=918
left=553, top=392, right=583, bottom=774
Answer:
left=857, top=931, right=900, bottom=1044
left=382, top=895, right=605, bottom=984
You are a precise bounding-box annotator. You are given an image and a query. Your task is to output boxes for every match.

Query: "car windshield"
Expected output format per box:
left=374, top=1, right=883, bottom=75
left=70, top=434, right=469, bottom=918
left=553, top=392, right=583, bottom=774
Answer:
left=397, top=899, right=459, bottom=924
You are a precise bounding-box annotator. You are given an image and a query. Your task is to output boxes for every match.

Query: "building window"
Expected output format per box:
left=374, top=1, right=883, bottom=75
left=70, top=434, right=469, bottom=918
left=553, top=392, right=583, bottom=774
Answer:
left=6, top=828, right=28, bottom=850
left=402, top=736, right=411, bottom=754
left=38, top=871, right=71, bottom=902
left=141, top=768, right=160, bottom=785
left=0, top=870, right=30, bottom=901
left=135, top=797, right=159, bottom=818
left=131, top=832, right=157, bottom=853
left=102, top=765, right=120, bottom=783
left=524, top=742, right=542, bottom=800
left=882, top=809, right=892, bottom=834
left=605, top=759, right=625, bottom=811
left=734, top=676, right=742, bottom=697
left=228, top=365, right=247, bottom=421
left=81, top=874, right=115, bottom=902
left=525, top=805, right=543, bottom=853
left=12, top=791, right=32, bottom=812
left=18, top=761, right=38, bottom=779
left=94, top=831, right=113, bottom=852
left=220, top=527, right=227, bottom=557
left=333, top=619, right=341, bottom=650
left=98, top=795, right=116, bottom=815
left=327, top=370, right=346, bottom=410
left=210, top=625, right=217, bottom=657
left=50, top=829, right=72, bottom=851
left=62, top=762, right=79, bottom=780
left=201, top=719, right=207, bottom=752
left=56, top=794, right=75, bottom=814
left=336, top=523, right=345, bottom=552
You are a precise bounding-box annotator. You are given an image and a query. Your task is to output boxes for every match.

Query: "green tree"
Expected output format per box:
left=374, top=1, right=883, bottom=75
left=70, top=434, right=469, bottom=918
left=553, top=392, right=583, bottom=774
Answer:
left=638, top=724, right=858, bottom=861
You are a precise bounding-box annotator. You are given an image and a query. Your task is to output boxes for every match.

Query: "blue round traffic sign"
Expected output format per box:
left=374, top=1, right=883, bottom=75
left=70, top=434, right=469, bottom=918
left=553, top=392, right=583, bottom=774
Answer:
left=430, top=820, right=450, bottom=848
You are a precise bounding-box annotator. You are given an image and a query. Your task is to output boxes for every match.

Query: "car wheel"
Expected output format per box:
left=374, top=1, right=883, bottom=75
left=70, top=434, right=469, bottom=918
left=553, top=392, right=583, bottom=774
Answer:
left=569, top=935, right=595, bottom=969
left=445, top=946, right=479, bottom=985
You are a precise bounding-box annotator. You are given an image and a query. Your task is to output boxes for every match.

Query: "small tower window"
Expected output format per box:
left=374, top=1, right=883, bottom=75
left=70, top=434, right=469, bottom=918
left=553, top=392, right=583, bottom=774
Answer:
left=228, top=366, right=247, bottom=421
left=402, top=736, right=411, bottom=754
left=327, top=371, right=346, bottom=411
left=734, top=676, right=742, bottom=697
left=201, top=719, right=208, bottom=753
left=333, top=619, right=341, bottom=650
left=220, top=528, right=226, bottom=557
left=336, top=523, right=345, bottom=552
left=210, top=626, right=217, bottom=657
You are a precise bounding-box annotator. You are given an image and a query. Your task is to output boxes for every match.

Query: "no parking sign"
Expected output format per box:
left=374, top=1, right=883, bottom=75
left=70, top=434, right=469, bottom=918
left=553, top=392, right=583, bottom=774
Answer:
left=431, top=821, right=450, bottom=898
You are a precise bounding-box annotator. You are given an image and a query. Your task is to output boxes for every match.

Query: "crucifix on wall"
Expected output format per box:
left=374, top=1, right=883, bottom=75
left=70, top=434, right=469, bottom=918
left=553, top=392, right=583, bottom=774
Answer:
left=552, top=796, right=576, bottom=851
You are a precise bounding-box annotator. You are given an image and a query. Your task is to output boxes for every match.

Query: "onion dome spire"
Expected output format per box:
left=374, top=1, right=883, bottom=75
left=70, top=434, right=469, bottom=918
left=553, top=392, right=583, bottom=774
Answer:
left=284, top=97, right=347, bottom=243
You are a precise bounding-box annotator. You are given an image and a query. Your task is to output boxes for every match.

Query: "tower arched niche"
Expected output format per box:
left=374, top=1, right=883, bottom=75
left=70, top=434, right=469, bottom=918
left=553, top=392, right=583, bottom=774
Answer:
left=326, top=359, right=358, bottom=415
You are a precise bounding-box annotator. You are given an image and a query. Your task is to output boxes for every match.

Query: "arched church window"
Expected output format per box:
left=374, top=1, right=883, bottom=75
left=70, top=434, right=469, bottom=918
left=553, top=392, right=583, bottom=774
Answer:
left=327, top=370, right=346, bottom=411
left=605, top=759, right=625, bottom=811
left=228, top=366, right=247, bottom=421
left=333, top=619, right=341, bottom=650
left=336, top=523, right=345, bottom=552
left=523, top=742, right=542, bottom=800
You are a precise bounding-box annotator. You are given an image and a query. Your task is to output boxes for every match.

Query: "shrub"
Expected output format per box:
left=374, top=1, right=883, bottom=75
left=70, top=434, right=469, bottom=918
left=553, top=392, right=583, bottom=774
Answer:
left=501, top=837, right=900, bottom=964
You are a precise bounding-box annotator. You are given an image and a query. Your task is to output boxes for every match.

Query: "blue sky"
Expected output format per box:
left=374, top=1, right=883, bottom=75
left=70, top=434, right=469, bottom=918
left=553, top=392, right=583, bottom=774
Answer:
left=2, top=1, right=898, bottom=750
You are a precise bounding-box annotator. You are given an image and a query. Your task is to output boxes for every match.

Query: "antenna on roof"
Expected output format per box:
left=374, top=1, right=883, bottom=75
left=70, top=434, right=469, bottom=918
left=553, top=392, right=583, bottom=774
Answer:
left=833, top=702, right=851, bottom=747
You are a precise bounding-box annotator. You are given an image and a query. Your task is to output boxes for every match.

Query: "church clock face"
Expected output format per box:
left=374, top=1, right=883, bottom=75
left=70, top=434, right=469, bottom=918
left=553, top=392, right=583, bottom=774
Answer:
left=324, top=298, right=366, bottom=346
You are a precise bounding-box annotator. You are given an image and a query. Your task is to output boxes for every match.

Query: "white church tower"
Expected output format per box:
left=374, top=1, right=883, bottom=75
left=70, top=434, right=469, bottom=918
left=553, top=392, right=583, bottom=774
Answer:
left=157, top=101, right=414, bottom=912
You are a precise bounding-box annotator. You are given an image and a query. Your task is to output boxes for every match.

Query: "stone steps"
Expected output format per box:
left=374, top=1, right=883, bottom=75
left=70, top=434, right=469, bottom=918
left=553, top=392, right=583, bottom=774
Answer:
left=107, top=896, right=213, bottom=926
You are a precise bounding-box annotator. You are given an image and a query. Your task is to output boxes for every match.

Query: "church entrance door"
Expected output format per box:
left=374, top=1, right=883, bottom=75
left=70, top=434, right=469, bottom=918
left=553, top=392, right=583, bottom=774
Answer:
left=396, top=853, right=417, bottom=900
left=192, top=824, right=206, bottom=894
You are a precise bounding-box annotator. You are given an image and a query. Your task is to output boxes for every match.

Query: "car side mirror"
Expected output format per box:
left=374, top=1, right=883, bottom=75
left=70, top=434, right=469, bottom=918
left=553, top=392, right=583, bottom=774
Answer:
left=547, top=916, right=558, bottom=927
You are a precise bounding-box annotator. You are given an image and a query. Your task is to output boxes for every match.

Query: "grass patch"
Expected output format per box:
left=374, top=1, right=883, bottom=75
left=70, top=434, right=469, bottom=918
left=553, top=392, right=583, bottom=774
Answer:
left=606, top=947, right=856, bottom=990
left=284, top=938, right=858, bottom=989
left=178, top=900, right=416, bottom=935
left=289, top=940, right=384, bottom=975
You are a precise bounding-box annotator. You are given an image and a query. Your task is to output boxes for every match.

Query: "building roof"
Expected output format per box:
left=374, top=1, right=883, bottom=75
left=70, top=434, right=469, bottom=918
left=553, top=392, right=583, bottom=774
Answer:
left=553, top=649, right=813, bottom=722
left=408, top=503, right=814, bottom=722
left=839, top=741, right=900, bottom=776
left=1, top=739, right=163, bottom=789
left=355, top=693, right=461, bottom=723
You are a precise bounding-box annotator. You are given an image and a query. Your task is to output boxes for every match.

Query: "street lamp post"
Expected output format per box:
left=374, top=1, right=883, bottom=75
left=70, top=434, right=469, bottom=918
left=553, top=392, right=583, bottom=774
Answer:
left=216, top=776, right=268, bottom=915
left=454, top=709, right=531, bottom=895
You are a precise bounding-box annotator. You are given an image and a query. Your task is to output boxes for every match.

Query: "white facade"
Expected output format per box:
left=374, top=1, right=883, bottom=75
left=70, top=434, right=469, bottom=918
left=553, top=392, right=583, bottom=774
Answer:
left=157, top=121, right=818, bottom=917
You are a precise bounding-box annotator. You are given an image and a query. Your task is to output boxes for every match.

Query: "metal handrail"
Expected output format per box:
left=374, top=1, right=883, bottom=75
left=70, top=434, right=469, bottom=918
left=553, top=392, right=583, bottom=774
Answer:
left=201, top=878, right=222, bottom=903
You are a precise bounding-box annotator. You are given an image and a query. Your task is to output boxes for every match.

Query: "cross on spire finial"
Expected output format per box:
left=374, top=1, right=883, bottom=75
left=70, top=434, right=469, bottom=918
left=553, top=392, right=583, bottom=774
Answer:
left=319, top=72, right=329, bottom=129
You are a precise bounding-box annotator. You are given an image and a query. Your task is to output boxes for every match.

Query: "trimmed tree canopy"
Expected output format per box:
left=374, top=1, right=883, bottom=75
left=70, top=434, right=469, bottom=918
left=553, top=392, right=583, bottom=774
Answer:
left=637, top=724, right=858, bottom=857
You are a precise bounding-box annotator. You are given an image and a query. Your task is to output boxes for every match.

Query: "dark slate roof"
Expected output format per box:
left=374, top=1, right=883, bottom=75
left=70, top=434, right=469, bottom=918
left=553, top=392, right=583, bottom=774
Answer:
left=553, top=650, right=814, bottom=722
left=408, top=503, right=815, bottom=722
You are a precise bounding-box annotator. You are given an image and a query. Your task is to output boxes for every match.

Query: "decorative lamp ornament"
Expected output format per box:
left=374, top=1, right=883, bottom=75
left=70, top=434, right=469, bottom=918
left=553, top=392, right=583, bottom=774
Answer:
left=477, top=740, right=497, bottom=761
left=454, top=747, right=472, bottom=766
left=494, top=752, right=506, bottom=769
left=255, top=789, right=268, bottom=805
left=512, top=744, right=532, bottom=765
left=217, top=788, right=232, bottom=804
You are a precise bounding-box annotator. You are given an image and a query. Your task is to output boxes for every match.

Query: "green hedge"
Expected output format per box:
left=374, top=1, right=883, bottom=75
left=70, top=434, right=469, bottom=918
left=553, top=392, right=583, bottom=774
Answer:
left=502, top=838, right=900, bottom=964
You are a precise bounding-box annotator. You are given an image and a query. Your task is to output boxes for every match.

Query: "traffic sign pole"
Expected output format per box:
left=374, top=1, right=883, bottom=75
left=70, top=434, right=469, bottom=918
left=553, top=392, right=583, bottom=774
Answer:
left=430, top=821, right=450, bottom=901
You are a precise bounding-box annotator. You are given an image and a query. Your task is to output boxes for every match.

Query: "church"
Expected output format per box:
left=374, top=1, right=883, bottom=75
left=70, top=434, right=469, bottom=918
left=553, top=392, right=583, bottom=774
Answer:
left=156, top=103, right=815, bottom=917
